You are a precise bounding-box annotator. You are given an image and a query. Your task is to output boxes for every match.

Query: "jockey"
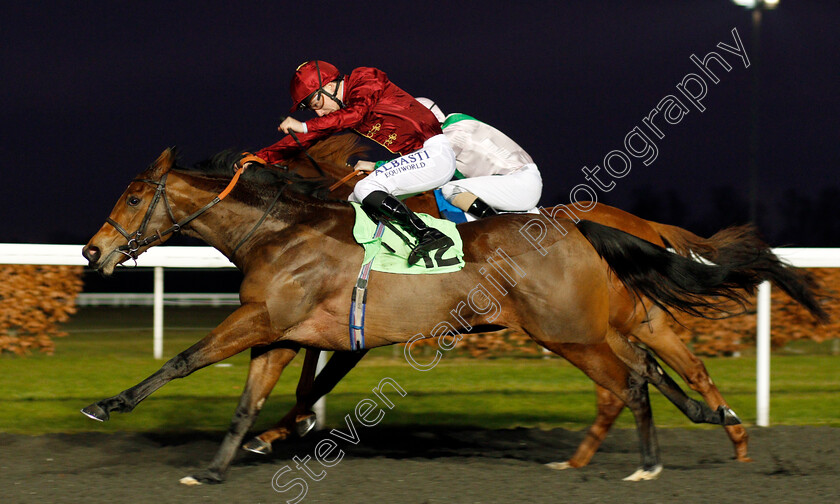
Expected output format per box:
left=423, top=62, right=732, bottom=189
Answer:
left=252, top=60, right=456, bottom=265
left=416, top=97, right=543, bottom=218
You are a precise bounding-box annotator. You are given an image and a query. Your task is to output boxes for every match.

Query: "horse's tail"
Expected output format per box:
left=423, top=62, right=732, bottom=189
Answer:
left=646, top=221, right=829, bottom=322
left=575, top=220, right=829, bottom=322
left=646, top=221, right=728, bottom=258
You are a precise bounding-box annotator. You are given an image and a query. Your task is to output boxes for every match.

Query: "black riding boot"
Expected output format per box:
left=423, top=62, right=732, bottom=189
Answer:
left=363, top=191, right=452, bottom=265
left=467, top=197, right=498, bottom=219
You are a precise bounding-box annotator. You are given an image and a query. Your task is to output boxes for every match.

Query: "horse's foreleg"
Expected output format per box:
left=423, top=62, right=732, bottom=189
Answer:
left=245, top=349, right=369, bottom=453
left=81, top=303, right=273, bottom=422
left=603, top=329, right=740, bottom=427
left=634, top=318, right=751, bottom=462
left=543, top=342, right=661, bottom=480
left=560, top=385, right=625, bottom=469
left=181, top=343, right=299, bottom=485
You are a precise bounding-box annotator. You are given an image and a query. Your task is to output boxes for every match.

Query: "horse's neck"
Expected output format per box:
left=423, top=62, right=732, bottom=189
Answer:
left=166, top=171, right=355, bottom=267
left=290, top=133, right=365, bottom=180
left=162, top=173, right=267, bottom=261
left=292, top=156, right=352, bottom=184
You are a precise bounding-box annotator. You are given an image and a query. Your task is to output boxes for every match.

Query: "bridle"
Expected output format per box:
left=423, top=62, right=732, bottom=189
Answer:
left=105, top=148, right=356, bottom=266
left=106, top=165, right=248, bottom=264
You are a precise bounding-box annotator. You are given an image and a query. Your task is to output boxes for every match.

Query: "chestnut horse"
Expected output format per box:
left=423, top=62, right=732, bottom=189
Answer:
left=80, top=147, right=822, bottom=485
left=250, top=135, right=827, bottom=468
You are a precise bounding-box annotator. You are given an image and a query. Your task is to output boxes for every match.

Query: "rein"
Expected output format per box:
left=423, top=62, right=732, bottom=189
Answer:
left=287, top=129, right=327, bottom=178
left=327, top=170, right=365, bottom=192
left=278, top=119, right=369, bottom=192
left=232, top=184, right=286, bottom=253
left=286, top=128, right=366, bottom=194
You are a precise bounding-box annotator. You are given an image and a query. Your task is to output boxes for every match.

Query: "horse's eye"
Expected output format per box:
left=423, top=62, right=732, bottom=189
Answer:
left=127, top=196, right=141, bottom=207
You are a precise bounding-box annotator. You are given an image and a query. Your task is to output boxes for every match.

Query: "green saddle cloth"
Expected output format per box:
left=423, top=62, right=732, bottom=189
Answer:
left=351, top=202, right=465, bottom=274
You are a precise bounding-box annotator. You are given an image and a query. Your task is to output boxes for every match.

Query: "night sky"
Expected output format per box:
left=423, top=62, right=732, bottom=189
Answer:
left=2, top=1, right=838, bottom=246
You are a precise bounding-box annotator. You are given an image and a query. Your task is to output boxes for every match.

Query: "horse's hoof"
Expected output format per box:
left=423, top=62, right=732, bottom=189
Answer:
left=623, top=464, right=663, bottom=481
left=719, top=406, right=742, bottom=426
left=180, top=470, right=223, bottom=485
left=296, top=414, right=317, bottom=438
left=545, top=461, right=573, bottom=470
left=242, top=437, right=273, bottom=455
left=80, top=403, right=109, bottom=422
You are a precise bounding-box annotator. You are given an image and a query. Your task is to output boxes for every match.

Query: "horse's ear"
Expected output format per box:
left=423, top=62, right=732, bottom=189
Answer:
left=148, top=147, right=178, bottom=177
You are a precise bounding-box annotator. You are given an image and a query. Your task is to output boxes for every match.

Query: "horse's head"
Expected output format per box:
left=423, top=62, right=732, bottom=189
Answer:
left=83, top=149, right=179, bottom=276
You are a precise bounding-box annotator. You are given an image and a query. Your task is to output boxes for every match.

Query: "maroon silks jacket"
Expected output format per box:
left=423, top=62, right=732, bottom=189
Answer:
left=255, top=67, right=443, bottom=164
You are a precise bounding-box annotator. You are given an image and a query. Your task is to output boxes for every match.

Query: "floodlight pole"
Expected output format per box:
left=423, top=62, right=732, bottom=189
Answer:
left=731, top=0, right=778, bottom=427
left=748, top=7, right=762, bottom=225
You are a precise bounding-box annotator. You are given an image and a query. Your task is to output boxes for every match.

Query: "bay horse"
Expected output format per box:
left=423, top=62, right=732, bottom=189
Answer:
left=80, top=147, right=822, bottom=485
left=248, top=134, right=827, bottom=468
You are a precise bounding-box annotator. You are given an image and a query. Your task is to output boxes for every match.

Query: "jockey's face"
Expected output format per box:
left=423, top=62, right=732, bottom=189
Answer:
left=306, top=82, right=342, bottom=116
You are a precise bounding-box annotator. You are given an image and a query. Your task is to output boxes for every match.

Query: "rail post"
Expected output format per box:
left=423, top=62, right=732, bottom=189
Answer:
left=154, top=266, right=164, bottom=359
left=313, top=351, right=328, bottom=430
left=756, top=281, right=771, bottom=427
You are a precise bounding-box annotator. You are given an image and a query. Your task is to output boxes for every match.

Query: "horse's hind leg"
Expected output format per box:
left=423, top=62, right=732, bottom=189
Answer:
left=181, top=343, right=299, bottom=485
left=544, top=342, right=662, bottom=480
left=243, top=348, right=322, bottom=454
left=243, top=347, right=322, bottom=453
left=604, top=329, right=740, bottom=426
left=244, top=349, right=368, bottom=454
left=633, top=314, right=751, bottom=461
left=565, top=334, right=750, bottom=469
left=559, top=385, right=625, bottom=469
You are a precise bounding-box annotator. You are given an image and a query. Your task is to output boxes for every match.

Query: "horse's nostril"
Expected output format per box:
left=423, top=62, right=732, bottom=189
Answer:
left=83, top=245, right=100, bottom=263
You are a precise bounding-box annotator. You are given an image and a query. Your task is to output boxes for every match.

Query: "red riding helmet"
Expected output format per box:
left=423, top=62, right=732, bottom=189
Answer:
left=289, top=60, right=342, bottom=113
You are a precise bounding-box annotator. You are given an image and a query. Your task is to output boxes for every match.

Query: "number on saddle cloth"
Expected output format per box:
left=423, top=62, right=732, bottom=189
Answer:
left=375, top=215, right=459, bottom=269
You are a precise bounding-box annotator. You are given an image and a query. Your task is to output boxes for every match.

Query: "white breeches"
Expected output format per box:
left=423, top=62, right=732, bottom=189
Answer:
left=351, top=134, right=456, bottom=202
left=440, top=163, right=542, bottom=212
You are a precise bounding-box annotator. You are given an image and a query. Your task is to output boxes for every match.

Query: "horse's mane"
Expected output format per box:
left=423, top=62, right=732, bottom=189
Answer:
left=164, top=134, right=368, bottom=216
left=172, top=152, right=327, bottom=213
left=178, top=133, right=367, bottom=201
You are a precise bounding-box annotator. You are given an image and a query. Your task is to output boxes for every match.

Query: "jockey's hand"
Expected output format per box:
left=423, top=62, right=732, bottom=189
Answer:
left=354, top=160, right=376, bottom=172
left=278, top=117, right=305, bottom=134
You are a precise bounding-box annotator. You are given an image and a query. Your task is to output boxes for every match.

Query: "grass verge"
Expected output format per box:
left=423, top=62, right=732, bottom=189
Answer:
left=1, top=307, right=837, bottom=434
